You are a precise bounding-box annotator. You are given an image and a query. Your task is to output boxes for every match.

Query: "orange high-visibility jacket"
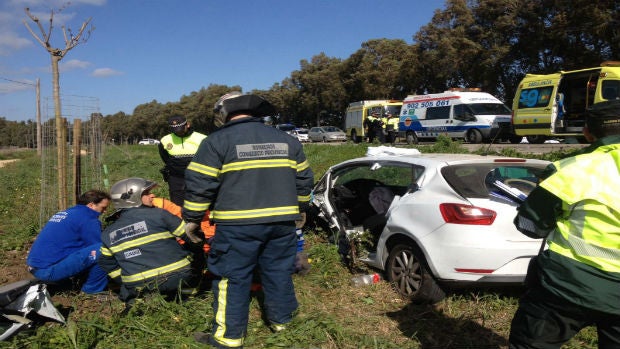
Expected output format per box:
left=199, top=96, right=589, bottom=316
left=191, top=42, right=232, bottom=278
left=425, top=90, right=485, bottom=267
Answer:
left=152, top=197, right=215, bottom=253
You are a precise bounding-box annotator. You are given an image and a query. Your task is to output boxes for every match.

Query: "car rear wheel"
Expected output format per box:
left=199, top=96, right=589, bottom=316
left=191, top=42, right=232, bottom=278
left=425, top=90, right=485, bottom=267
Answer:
left=526, top=135, right=546, bottom=144
left=351, top=130, right=360, bottom=143
left=386, top=244, right=445, bottom=304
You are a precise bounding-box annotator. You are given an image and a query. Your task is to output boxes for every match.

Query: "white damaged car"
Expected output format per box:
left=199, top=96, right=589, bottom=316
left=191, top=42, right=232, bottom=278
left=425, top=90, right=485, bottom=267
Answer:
left=309, top=148, right=550, bottom=303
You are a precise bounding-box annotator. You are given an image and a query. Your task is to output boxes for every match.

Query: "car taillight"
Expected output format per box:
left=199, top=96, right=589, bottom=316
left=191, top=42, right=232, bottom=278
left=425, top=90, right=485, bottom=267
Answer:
left=439, top=203, right=496, bottom=225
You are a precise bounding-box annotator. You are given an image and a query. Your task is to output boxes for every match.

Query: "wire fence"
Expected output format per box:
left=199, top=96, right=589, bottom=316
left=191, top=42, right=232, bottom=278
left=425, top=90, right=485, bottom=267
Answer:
left=39, top=95, right=106, bottom=226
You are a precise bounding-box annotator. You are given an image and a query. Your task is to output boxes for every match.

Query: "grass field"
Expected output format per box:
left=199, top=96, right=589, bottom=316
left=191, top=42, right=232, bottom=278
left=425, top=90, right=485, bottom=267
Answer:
left=0, top=139, right=598, bottom=348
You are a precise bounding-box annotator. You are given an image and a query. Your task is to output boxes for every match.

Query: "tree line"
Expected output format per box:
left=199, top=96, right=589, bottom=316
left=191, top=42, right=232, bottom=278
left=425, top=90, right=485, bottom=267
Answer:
left=1, top=0, right=618, bottom=147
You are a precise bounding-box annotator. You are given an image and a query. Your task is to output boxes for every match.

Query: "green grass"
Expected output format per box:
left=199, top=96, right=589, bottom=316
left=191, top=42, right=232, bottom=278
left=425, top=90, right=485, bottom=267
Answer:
left=0, top=139, right=598, bottom=348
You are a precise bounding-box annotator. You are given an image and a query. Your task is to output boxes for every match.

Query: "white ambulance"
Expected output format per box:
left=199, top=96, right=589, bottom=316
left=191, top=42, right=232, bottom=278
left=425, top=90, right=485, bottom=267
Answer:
left=398, top=89, right=519, bottom=144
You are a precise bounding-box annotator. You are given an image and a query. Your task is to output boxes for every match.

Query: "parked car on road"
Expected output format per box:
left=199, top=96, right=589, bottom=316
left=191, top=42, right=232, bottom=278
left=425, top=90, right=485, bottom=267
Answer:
left=308, top=126, right=347, bottom=142
left=309, top=149, right=550, bottom=303
left=293, top=128, right=309, bottom=142
left=138, top=138, right=160, bottom=145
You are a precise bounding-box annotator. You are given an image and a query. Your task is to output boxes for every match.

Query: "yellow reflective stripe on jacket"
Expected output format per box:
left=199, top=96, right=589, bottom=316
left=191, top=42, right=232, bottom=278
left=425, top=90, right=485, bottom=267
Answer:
left=213, top=278, right=244, bottom=347
left=297, top=159, right=309, bottom=171
left=184, top=200, right=210, bottom=212
left=187, top=161, right=220, bottom=177
left=221, top=158, right=296, bottom=173
left=121, top=257, right=191, bottom=283
left=298, top=194, right=311, bottom=202
left=108, top=268, right=121, bottom=279
left=108, top=232, right=174, bottom=254
left=101, top=246, right=113, bottom=257
left=171, top=221, right=185, bottom=237
left=212, top=205, right=299, bottom=221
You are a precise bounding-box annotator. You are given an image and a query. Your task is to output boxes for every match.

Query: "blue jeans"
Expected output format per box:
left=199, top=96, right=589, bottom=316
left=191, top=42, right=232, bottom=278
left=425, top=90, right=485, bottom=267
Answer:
left=31, top=243, right=108, bottom=294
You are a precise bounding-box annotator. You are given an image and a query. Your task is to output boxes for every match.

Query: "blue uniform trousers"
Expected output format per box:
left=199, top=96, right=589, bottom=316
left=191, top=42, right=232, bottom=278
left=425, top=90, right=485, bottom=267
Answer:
left=30, top=243, right=108, bottom=294
left=207, top=223, right=298, bottom=348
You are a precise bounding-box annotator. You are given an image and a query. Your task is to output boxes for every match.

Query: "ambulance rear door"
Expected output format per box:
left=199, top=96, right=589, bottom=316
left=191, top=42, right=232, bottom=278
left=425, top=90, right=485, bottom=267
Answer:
left=512, top=73, right=561, bottom=142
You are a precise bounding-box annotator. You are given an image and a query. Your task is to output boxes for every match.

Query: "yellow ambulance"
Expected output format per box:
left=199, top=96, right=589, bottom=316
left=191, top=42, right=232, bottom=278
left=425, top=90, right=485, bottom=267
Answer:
left=512, top=61, right=620, bottom=143
left=345, top=100, right=402, bottom=143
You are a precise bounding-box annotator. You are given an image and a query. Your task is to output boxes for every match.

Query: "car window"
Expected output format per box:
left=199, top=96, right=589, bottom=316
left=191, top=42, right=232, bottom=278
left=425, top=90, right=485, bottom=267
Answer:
left=441, top=164, right=546, bottom=198
left=426, top=106, right=450, bottom=120
left=333, top=162, right=423, bottom=195
left=324, top=126, right=342, bottom=132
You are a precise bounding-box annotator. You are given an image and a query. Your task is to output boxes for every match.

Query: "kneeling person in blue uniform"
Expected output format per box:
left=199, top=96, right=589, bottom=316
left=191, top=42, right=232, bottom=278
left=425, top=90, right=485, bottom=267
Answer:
left=99, top=178, right=201, bottom=311
left=27, top=190, right=111, bottom=294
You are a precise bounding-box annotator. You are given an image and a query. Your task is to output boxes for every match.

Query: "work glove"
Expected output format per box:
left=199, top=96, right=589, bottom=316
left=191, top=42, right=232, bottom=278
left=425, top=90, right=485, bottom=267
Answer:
left=184, top=222, right=204, bottom=244
left=295, top=212, right=307, bottom=229
left=294, top=251, right=311, bottom=276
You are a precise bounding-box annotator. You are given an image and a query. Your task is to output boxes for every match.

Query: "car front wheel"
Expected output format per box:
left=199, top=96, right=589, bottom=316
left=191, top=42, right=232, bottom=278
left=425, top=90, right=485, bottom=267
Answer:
left=466, top=129, right=483, bottom=143
left=406, top=132, right=418, bottom=145
left=386, top=244, right=445, bottom=304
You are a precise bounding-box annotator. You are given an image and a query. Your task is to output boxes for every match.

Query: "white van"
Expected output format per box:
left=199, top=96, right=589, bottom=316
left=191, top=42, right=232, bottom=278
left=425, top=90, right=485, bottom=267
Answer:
left=398, top=89, right=519, bottom=144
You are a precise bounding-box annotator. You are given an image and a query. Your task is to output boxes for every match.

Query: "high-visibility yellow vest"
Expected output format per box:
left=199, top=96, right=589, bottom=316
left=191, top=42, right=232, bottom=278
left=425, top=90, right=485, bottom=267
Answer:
left=160, top=131, right=206, bottom=157
left=541, top=144, right=620, bottom=273
left=386, top=117, right=399, bottom=131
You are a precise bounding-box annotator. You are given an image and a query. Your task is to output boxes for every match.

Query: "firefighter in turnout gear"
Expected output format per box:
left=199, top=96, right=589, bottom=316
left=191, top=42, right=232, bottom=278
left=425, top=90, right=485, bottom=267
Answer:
left=158, top=116, right=207, bottom=206
left=99, top=178, right=200, bottom=312
left=509, top=100, right=620, bottom=348
left=183, top=92, right=314, bottom=348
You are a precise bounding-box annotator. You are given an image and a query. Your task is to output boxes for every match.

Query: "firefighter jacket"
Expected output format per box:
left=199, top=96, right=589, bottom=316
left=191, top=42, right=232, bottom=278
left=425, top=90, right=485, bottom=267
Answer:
left=158, top=130, right=207, bottom=177
left=98, top=206, right=192, bottom=288
left=514, top=135, right=620, bottom=314
left=182, top=117, right=314, bottom=226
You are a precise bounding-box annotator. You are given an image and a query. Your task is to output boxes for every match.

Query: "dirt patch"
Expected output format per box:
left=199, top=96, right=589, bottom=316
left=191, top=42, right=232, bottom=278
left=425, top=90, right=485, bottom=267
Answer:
left=0, top=250, right=31, bottom=285
left=0, top=159, right=19, bottom=168
left=1, top=248, right=121, bottom=320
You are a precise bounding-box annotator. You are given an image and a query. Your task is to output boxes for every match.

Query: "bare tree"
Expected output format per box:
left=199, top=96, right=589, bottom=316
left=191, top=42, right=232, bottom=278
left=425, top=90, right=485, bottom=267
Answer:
left=23, top=5, right=93, bottom=210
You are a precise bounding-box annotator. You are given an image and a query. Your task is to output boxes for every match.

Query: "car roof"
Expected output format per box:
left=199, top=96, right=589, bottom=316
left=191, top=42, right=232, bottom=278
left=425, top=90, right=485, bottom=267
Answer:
left=333, top=152, right=550, bottom=168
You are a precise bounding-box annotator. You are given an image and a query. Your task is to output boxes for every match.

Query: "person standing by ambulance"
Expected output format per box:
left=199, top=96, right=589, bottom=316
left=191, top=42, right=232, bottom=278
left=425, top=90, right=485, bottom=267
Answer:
left=158, top=116, right=207, bottom=206
left=183, top=92, right=314, bottom=348
left=365, top=111, right=381, bottom=143
left=508, top=99, right=620, bottom=348
left=385, top=112, right=399, bottom=145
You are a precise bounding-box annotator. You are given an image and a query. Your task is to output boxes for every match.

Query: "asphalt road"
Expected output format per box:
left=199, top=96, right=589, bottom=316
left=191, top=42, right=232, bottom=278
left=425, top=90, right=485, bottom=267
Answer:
left=458, top=142, right=588, bottom=155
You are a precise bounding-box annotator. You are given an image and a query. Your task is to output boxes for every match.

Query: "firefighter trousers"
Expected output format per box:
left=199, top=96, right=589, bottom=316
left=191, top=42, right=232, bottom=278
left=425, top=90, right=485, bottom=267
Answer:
left=207, top=222, right=298, bottom=348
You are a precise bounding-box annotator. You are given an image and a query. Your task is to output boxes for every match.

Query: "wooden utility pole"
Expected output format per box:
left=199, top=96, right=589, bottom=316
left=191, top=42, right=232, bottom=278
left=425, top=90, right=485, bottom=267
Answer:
left=23, top=6, right=93, bottom=210
left=73, top=119, right=82, bottom=205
